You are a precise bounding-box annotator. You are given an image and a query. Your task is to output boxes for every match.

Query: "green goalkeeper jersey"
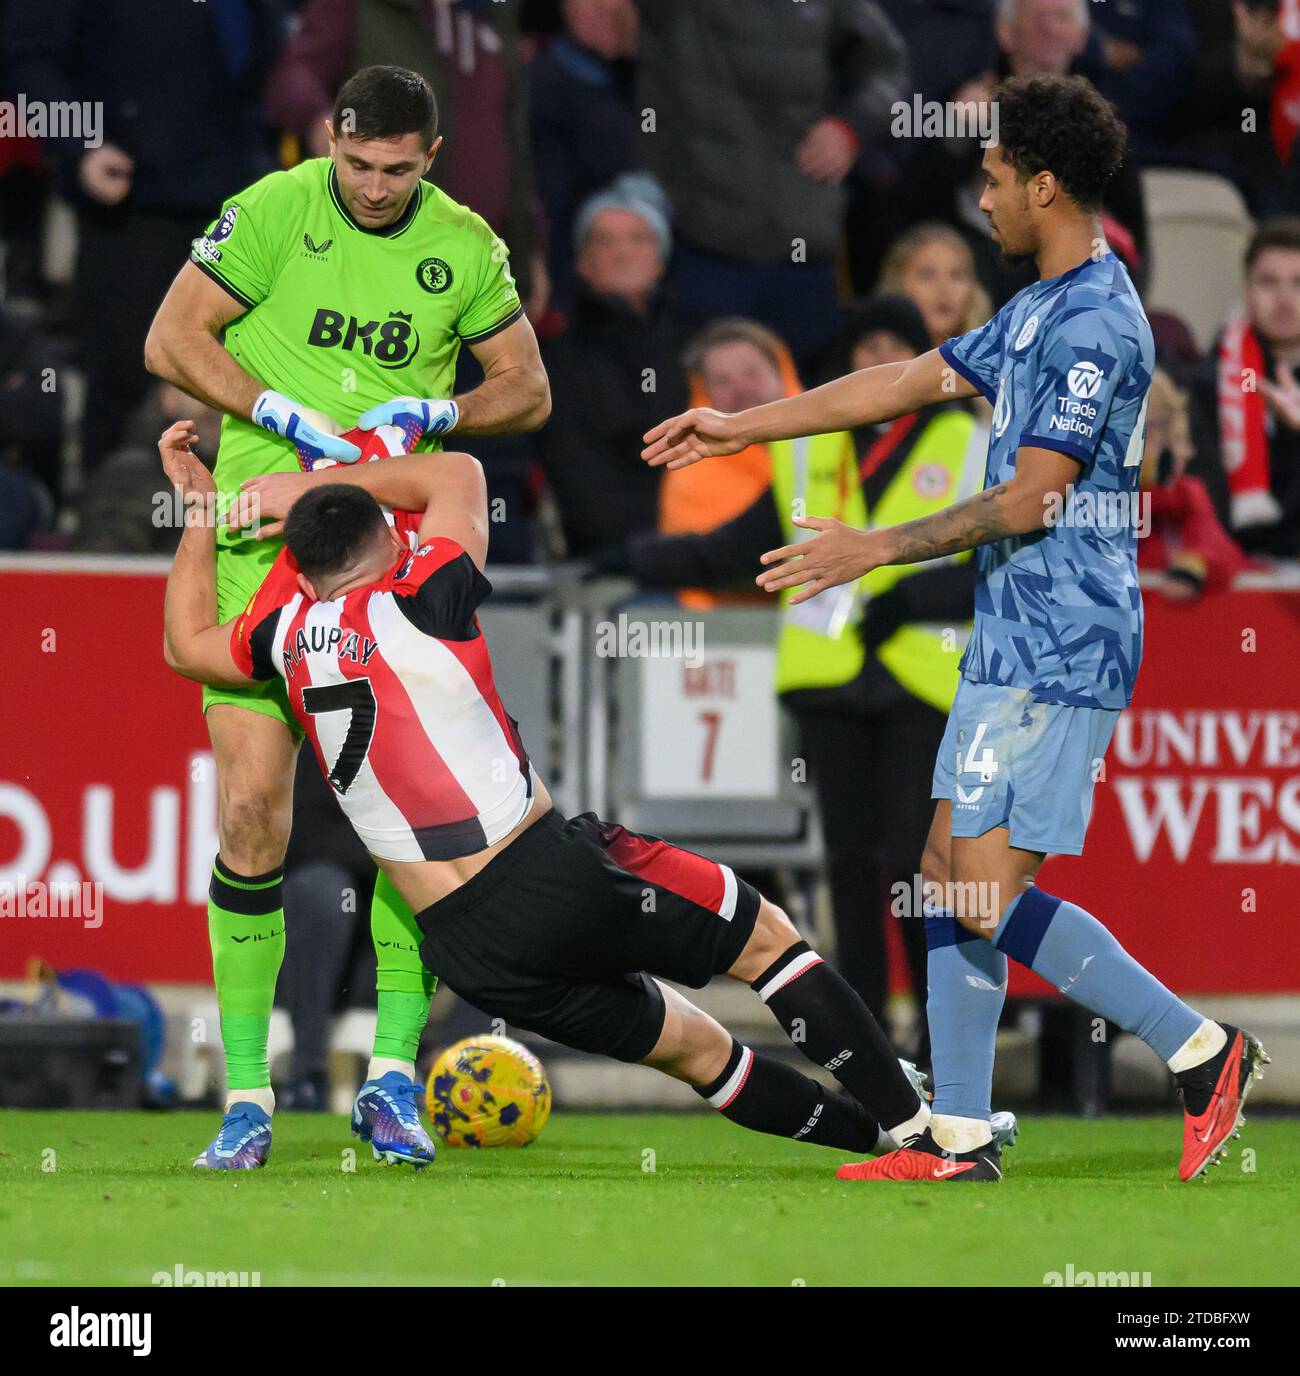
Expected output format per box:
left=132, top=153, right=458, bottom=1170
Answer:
left=191, top=156, right=521, bottom=692
left=192, top=156, right=522, bottom=511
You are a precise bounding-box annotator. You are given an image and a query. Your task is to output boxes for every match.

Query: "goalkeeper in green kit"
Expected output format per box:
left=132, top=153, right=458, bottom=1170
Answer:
left=145, top=65, right=550, bottom=1168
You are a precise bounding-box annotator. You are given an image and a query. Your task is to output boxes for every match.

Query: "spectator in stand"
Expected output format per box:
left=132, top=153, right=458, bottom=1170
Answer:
left=634, top=0, right=909, bottom=371
left=5, top=0, right=282, bottom=476
left=1219, top=0, right=1300, bottom=214
left=1073, top=0, right=1197, bottom=163
left=618, top=296, right=985, bottom=1044
left=876, top=223, right=992, bottom=348
left=876, top=0, right=999, bottom=109
left=0, top=466, right=43, bottom=551
left=1163, top=2, right=1295, bottom=215
left=842, top=295, right=939, bottom=374
left=1139, top=368, right=1246, bottom=601
left=0, top=124, right=48, bottom=309
left=1205, top=218, right=1300, bottom=561
left=535, top=173, right=687, bottom=558
left=0, top=305, right=68, bottom=528
left=908, top=1, right=1148, bottom=307
left=530, top=0, right=639, bottom=316
left=655, top=320, right=799, bottom=609
left=846, top=0, right=998, bottom=291
left=264, top=0, right=547, bottom=315
left=71, top=382, right=224, bottom=555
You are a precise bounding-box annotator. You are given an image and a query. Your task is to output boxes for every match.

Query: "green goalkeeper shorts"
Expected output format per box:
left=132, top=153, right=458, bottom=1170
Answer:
left=202, top=532, right=302, bottom=735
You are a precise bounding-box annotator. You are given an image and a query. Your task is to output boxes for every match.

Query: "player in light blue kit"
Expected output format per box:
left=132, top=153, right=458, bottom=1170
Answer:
left=643, top=74, right=1266, bottom=1183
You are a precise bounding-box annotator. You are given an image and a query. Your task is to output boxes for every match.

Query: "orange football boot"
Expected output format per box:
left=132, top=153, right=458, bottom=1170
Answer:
left=837, top=1127, right=1003, bottom=1182
left=1175, top=1024, right=1268, bottom=1182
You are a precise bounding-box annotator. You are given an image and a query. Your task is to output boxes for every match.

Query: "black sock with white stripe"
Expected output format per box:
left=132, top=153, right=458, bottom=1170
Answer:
left=694, top=1039, right=882, bottom=1152
left=752, top=940, right=925, bottom=1139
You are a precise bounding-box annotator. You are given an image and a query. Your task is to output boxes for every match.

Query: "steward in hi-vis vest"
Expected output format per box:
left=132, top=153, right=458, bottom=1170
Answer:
left=625, top=400, right=987, bottom=714
left=621, top=395, right=987, bottom=1031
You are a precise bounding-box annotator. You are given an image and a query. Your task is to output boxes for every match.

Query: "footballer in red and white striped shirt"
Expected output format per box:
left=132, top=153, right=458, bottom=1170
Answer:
left=161, top=417, right=964, bottom=1173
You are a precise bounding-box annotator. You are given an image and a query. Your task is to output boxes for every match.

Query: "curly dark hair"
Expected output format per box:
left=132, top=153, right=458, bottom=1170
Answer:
left=992, top=74, right=1127, bottom=210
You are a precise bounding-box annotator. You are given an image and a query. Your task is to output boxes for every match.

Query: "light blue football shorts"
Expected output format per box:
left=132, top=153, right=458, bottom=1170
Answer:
left=931, top=678, right=1121, bottom=856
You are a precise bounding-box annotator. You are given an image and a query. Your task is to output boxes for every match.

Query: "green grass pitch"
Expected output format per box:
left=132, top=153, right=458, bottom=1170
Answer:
left=2, top=1111, right=1297, bottom=1287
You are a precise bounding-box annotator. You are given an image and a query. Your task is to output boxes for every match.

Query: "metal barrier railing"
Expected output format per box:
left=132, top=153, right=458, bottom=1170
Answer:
left=479, top=568, right=824, bottom=872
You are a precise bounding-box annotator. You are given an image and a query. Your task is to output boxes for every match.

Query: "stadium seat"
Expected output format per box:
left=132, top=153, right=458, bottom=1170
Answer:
left=1141, top=168, right=1254, bottom=354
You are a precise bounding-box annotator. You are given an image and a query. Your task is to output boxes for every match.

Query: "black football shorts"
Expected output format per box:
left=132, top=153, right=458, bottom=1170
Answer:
left=413, top=809, right=761, bottom=1063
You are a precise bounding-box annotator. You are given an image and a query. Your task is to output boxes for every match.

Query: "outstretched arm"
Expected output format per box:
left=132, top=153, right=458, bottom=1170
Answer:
left=641, top=348, right=975, bottom=469
left=159, top=421, right=255, bottom=687
left=757, top=447, right=1081, bottom=604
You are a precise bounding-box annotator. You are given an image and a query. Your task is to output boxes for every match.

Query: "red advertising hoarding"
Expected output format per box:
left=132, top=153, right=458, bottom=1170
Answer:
left=1, top=560, right=214, bottom=981
left=1027, top=577, right=1300, bottom=995
left=1, top=560, right=1297, bottom=994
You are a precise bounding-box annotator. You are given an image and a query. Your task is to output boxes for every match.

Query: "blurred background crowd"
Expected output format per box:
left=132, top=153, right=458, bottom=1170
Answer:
left=5, top=0, right=1300, bottom=1099
left=1, top=0, right=1299, bottom=579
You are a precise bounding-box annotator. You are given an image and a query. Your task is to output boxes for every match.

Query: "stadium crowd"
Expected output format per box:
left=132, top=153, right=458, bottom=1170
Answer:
left=0, top=0, right=1298, bottom=574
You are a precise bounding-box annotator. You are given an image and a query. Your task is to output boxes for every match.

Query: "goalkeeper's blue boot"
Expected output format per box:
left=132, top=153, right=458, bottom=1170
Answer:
left=351, top=1071, right=436, bottom=1168
left=193, top=1102, right=272, bottom=1170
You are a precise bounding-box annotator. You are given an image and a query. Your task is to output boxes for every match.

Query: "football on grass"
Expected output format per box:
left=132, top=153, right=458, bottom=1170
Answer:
left=426, top=1034, right=552, bottom=1148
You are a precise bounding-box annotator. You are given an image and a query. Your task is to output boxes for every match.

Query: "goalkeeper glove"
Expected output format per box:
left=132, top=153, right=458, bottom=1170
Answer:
left=356, top=396, right=459, bottom=448
left=252, top=390, right=362, bottom=469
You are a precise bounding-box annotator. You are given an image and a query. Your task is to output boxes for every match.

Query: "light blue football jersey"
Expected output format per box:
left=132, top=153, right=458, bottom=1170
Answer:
left=938, top=252, right=1155, bottom=709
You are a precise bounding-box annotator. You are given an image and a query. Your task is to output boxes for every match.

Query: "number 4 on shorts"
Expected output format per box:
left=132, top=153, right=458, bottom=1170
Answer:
left=961, top=721, right=998, bottom=785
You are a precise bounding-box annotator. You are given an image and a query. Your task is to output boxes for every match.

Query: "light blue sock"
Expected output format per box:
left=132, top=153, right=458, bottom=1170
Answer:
left=993, top=887, right=1201, bottom=1062
left=925, top=906, right=1007, bottom=1120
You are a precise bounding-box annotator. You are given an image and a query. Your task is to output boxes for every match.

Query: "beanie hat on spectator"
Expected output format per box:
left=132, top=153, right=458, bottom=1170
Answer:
left=573, top=172, right=672, bottom=259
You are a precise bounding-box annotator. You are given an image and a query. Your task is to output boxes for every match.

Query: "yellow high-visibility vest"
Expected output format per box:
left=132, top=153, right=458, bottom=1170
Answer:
left=769, top=410, right=984, bottom=711
left=769, top=431, right=868, bottom=695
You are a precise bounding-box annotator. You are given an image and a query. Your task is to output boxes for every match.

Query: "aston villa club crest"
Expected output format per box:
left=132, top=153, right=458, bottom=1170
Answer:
left=417, top=257, right=452, bottom=293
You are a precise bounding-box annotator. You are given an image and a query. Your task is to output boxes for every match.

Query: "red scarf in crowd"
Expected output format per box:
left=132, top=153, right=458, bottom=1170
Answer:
left=1217, top=314, right=1284, bottom=528
left=1272, top=0, right=1300, bottom=164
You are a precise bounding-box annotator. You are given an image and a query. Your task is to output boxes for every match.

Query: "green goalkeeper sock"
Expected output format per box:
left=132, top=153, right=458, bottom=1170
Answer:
left=370, top=870, right=437, bottom=1064
left=208, top=857, right=286, bottom=1092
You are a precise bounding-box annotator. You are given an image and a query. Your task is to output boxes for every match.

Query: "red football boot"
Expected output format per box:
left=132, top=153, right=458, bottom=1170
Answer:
left=1175, top=1024, right=1269, bottom=1182
left=836, top=1127, right=1003, bottom=1182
